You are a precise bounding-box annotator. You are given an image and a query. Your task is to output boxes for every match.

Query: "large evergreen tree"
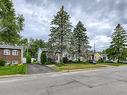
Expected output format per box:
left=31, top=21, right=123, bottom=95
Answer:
left=73, top=21, right=89, bottom=62
left=0, top=0, right=24, bottom=44
left=48, top=6, right=72, bottom=63
left=106, top=24, right=127, bottom=63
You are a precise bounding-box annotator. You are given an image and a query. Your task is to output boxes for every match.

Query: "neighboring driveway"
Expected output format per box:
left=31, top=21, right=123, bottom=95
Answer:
left=27, top=64, right=55, bottom=74
left=1, top=66, right=127, bottom=95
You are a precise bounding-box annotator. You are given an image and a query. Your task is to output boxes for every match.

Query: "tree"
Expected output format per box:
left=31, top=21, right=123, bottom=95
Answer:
left=0, top=0, right=24, bottom=44
left=106, top=24, right=127, bottom=63
left=48, top=6, right=72, bottom=63
left=18, top=38, right=28, bottom=46
left=41, top=51, right=47, bottom=64
left=18, top=38, right=46, bottom=59
left=29, top=39, right=46, bottom=58
left=73, top=21, right=90, bottom=62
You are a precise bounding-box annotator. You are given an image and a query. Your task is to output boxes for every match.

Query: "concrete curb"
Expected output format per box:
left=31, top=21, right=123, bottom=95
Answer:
left=0, top=74, right=27, bottom=79
left=57, top=66, right=114, bottom=73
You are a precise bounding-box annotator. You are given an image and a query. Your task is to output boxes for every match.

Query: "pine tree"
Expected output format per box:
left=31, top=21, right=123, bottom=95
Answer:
left=0, top=0, right=24, bottom=44
left=48, top=6, right=72, bottom=63
left=73, top=21, right=89, bottom=62
left=107, top=24, right=127, bottom=63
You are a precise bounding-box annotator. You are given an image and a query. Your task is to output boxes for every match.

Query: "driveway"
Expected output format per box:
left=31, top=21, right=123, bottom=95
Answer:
left=27, top=64, right=55, bottom=74
left=1, top=66, right=127, bottom=95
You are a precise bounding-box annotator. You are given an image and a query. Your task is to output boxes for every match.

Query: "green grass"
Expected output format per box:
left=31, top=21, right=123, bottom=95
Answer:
left=53, top=63, right=127, bottom=72
left=0, top=64, right=27, bottom=76
left=100, top=63, right=127, bottom=66
left=53, top=63, right=107, bottom=71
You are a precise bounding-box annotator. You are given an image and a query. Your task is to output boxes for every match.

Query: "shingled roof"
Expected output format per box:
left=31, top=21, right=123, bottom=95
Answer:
left=0, top=45, right=23, bottom=50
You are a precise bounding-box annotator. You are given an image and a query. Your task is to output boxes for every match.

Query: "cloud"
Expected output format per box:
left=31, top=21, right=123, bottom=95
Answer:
left=13, top=0, right=57, bottom=40
left=13, top=0, right=127, bottom=51
left=90, top=35, right=111, bottom=51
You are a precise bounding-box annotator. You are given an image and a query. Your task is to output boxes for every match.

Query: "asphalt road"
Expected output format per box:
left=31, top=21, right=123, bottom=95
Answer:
left=1, top=66, right=127, bottom=95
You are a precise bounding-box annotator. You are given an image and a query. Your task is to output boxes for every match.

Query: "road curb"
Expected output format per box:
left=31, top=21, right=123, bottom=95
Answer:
left=0, top=74, right=27, bottom=79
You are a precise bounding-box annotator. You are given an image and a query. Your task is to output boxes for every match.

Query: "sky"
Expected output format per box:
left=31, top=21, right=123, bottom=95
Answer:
left=13, top=0, right=127, bottom=51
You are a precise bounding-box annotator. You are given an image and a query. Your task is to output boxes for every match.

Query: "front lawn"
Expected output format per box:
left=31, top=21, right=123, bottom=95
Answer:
left=53, top=63, right=107, bottom=72
left=0, top=64, right=27, bottom=76
left=52, top=62, right=127, bottom=72
left=98, top=63, right=127, bottom=66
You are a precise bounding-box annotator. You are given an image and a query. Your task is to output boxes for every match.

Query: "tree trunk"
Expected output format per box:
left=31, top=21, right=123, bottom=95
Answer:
left=117, top=48, right=120, bottom=63
left=60, top=33, right=63, bottom=64
left=78, top=44, right=81, bottom=62
left=60, top=9, right=64, bottom=64
left=118, top=57, right=120, bottom=63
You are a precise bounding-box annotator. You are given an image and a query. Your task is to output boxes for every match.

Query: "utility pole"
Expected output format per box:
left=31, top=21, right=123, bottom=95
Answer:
left=26, top=38, right=29, bottom=57
left=94, top=43, right=96, bottom=54
left=93, top=43, right=96, bottom=64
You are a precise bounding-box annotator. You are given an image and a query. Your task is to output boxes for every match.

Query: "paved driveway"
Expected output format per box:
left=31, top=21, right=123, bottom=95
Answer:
left=1, top=66, right=127, bottom=95
left=27, top=64, right=55, bottom=74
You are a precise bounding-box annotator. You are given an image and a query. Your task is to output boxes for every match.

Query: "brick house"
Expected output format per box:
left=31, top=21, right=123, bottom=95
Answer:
left=0, top=45, right=23, bottom=64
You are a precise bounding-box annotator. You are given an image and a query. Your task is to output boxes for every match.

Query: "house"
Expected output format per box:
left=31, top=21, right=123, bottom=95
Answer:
left=89, top=52, right=101, bottom=61
left=0, top=45, right=23, bottom=65
left=89, top=52, right=109, bottom=62
left=101, top=54, right=108, bottom=61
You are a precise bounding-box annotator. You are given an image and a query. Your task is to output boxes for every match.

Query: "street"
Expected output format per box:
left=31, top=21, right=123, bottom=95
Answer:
left=1, top=66, right=127, bottom=95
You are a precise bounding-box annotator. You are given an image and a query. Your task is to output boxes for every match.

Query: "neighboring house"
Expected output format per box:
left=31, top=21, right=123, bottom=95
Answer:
left=101, top=54, right=108, bottom=61
left=89, top=52, right=108, bottom=62
left=94, top=52, right=102, bottom=61
left=0, top=45, right=23, bottom=65
left=89, top=52, right=101, bottom=61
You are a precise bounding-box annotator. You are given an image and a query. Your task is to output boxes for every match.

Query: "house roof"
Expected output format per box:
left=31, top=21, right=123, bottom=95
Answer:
left=0, top=45, right=23, bottom=50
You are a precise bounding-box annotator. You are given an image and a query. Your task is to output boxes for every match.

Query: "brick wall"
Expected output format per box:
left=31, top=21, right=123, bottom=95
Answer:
left=0, top=48, right=21, bottom=64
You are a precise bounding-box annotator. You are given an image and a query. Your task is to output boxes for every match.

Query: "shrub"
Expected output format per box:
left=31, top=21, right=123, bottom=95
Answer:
left=68, top=60, right=73, bottom=63
left=32, top=59, right=37, bottom=64
left=105, top=60, right=114, bottom=63
left=46, top=58, right=54, bottom=64
left=26, top=54, right=31, bottom=64
left=0, top=59, right=6, bottom=66
left=41, top=51, right=47, bottom=64
left=97, top=58, right=104, bottom=63
left=63, top=57, right=68, bottom=63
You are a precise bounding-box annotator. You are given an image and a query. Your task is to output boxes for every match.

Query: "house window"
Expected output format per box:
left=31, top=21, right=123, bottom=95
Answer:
left=3, top=49, right=10, bottom=55
left=12, top=60, right=18, bottom=64
left=5, top=60, right=10, bottom=65
left=12, top=50, right=18, bottom=56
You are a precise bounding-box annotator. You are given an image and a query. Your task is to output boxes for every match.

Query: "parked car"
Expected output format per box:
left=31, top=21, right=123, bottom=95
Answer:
left=122, top=61, right=127, bottom=64
left=89, top=60, right=96, bottom=64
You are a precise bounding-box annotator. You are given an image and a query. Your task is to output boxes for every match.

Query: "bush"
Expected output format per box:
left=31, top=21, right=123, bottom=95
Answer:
left=0, top=59, right=6, bottom=66
left=26, top=54, right=31, bottom=64
left=63, top=57, right=68, bottom=63
left=97, top=58, right=104, bottom=63
left=32, top=59, right=37, bottom=64
left=46, top=58, right=55, bottom=64
left=41, top=51, right=47, bottom=64
left=105, top=60, right=114, bottom=63
left=68, top=60, right=73, bottom=63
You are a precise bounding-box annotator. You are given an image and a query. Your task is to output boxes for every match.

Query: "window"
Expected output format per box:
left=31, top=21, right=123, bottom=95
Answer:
left=3, top=49, right=10, bottom=55
left=12, top=60, right=18, bottom=64
left=5, top=60, right=10, bottom=65
left=12, top=50, right=18, bottom=56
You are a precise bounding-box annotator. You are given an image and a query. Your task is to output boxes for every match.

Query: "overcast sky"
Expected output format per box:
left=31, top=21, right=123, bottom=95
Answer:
left=13, top=0, right=127, bottom=51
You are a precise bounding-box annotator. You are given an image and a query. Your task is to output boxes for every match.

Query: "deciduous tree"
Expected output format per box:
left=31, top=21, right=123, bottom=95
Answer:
left=0, top=0, right=24, bottom=44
